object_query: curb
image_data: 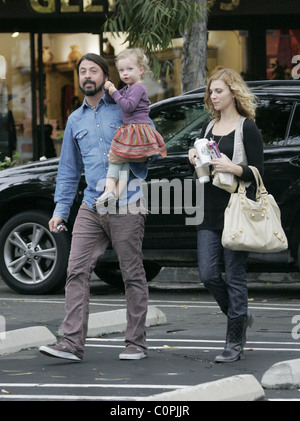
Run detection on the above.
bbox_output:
[140,374,265,401]
[0,326,56,356]
[0,307,166,356]
[87,305,167,337]
[58,305,167,337]
[261,358,300,389]
[153,266,300,285]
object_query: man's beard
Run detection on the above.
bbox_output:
[80,78,106,96]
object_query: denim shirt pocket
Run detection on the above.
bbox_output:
[75,129,90,156]
[109,121,120,135]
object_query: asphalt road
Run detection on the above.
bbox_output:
[0,274,300,404]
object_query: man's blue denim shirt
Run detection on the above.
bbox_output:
[53,94,150,221]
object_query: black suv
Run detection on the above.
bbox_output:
[0,80,300,294]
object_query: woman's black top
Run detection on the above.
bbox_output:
[197,118,264,231]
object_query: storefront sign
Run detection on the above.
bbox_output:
[0,0,108,17]
[0,0,108,32]
[29,0,106,14]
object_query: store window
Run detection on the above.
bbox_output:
[266,29,300,79]
[35,33,102,158]
[0,33,32,163]
[37,33,184,157]
[1,31,202,163]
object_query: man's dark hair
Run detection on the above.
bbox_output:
[77,53,109,77]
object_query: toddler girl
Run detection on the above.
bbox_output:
[94,48,166,210]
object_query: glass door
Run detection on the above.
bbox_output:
[0,33,33,163]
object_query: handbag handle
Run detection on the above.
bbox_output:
[237,166,266,201]
[248,166,267,200]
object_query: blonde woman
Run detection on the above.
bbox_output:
[94,48,166,210]
[189,68,264,363]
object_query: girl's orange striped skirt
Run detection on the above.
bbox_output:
[110,123,167,159]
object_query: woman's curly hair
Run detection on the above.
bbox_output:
[204,68,257,121]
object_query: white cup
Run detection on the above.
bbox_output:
[194,138,211,183]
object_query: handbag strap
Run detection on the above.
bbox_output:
[236,166,266,201]
[204,117,247,166]
[248,166,267,200]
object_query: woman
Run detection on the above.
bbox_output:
[189,68,264,363]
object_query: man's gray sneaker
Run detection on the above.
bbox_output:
[119,345,147,360]
[39,343,82,361]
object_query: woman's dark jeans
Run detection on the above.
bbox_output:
[197,229,249,319]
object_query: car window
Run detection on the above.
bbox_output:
[287,103,300,144]
[151,101,209,153]
[255,98,293,146]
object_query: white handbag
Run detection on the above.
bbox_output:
[221,166,288,252]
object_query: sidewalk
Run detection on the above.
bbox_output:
[152,267,300,286]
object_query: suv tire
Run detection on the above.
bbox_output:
[0,210,70,294]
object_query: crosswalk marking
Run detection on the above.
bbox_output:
[87,337,300,345]
[0,382,186,401]
[1,297,300,311]
[0,383,187,389]
[85,337,300,352]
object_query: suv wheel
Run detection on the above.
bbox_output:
[0,211,70,294]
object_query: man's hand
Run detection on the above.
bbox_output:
[49,216,63,232]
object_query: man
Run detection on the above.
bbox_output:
[39,53,149,361]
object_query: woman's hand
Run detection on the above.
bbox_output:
[211,153,243,177]
[188,148,198,166]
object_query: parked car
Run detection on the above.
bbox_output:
[0,80,300,294]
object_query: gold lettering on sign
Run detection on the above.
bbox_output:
[29,0,104,13]
[29,0,55,13]
[61,0,80,12]
[83,0,104,12]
